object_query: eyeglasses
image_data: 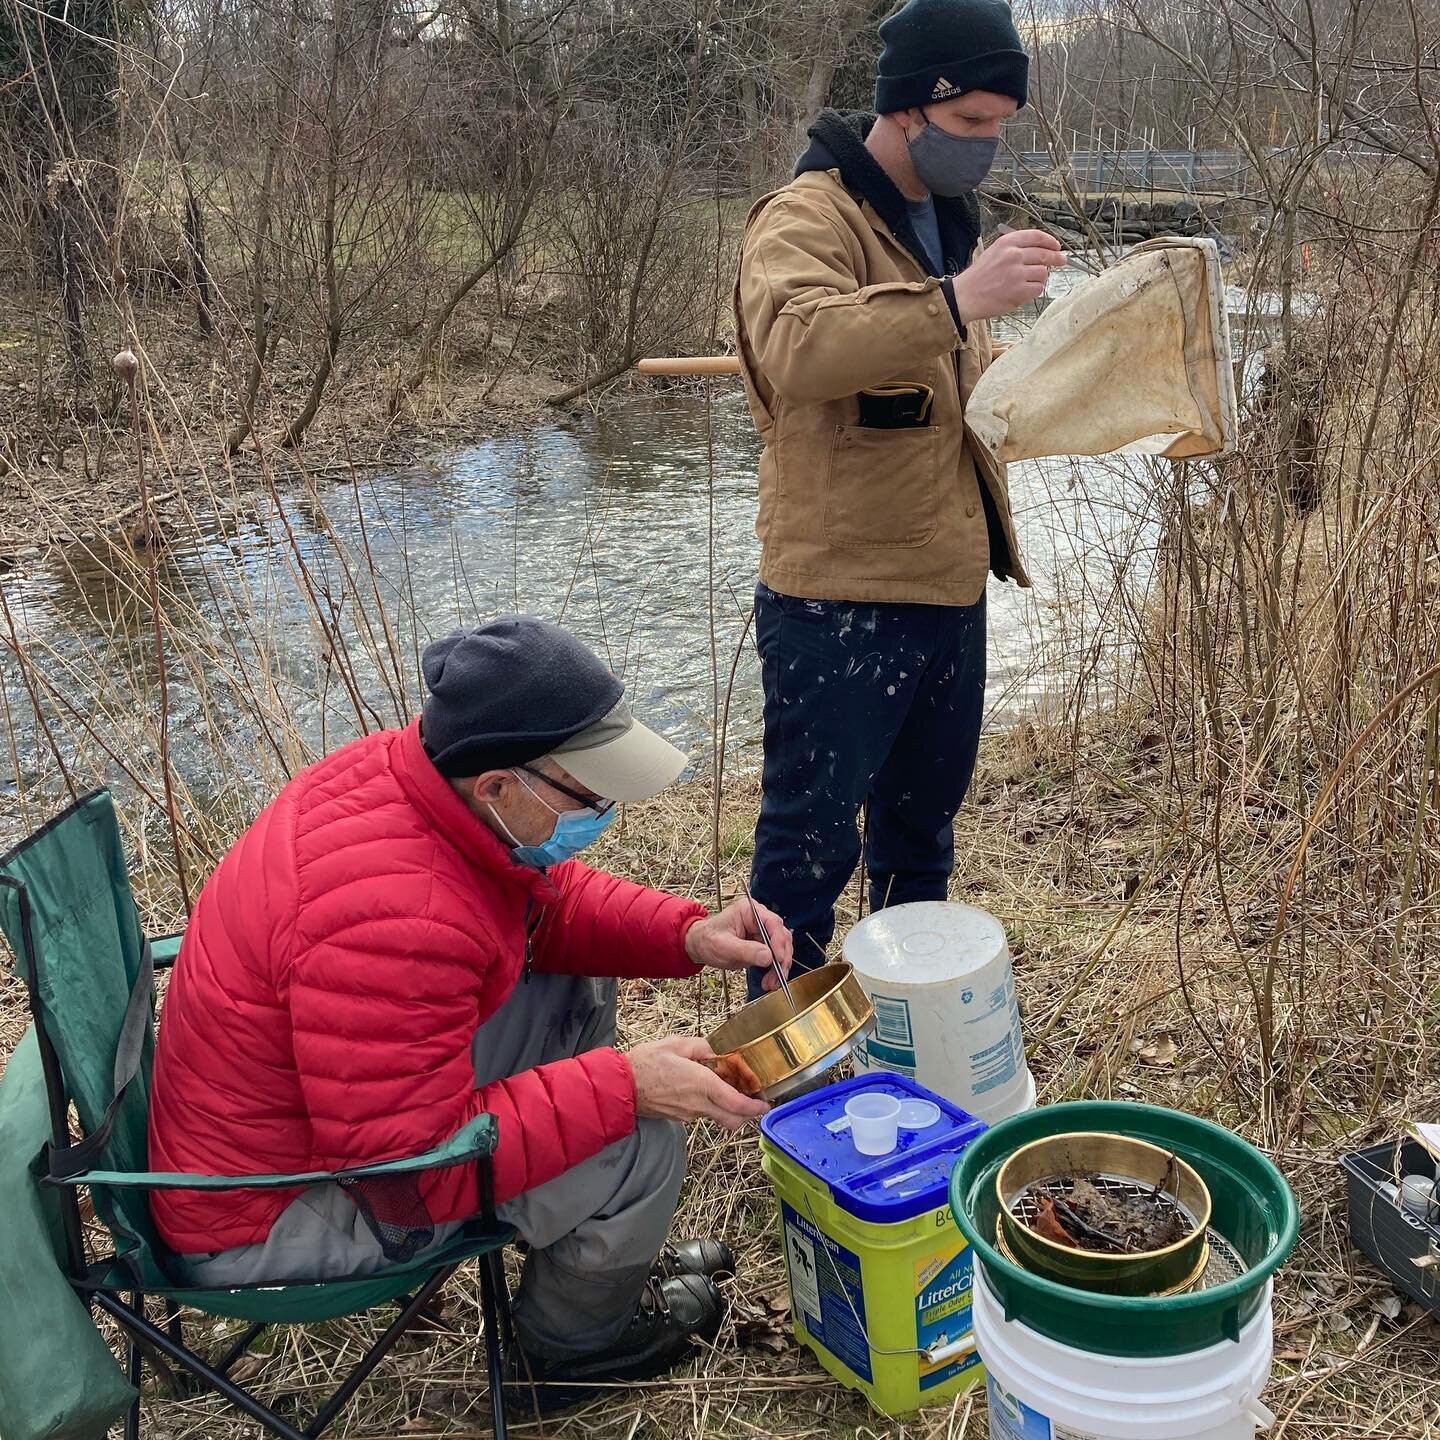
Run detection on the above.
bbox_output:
[517,765,616,816]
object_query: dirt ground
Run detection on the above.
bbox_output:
[2,730,1435,1440]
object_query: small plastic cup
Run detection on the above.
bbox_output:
[845,1092,901,1156]
[1400,1174,1438,1220]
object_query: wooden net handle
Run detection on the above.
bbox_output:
[635,356,742,376]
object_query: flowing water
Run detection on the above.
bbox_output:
[4,258,1252,804]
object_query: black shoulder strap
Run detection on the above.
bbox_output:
[46,939,154,1180]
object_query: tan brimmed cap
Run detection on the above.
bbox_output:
[550,699,687,803]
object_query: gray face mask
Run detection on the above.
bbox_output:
[907,113,999,196]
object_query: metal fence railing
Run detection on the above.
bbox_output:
[990,145,1381,197]
[990,149,1257,195]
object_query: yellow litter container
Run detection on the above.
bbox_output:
[759,1073,988,1415]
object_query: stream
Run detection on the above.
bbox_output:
[3,259,1257,803]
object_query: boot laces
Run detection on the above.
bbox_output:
[642,1274,672,1320]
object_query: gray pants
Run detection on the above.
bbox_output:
[175,974,686,1360]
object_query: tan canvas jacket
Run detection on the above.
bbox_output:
[734,164,1030,606]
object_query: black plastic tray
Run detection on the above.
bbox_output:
[1340,1138,1440,1314]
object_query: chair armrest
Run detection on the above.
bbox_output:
[50,1113,498,1191]
[149,933,184,970]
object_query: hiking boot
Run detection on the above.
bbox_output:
[508,1273,724,1414]
[654,1237,736,1281]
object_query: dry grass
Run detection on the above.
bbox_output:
[0,279,565,556]
[3,741,1433,1440]
[5,136,1440,1440]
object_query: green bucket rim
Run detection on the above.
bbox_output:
[948,1101,1300,1322]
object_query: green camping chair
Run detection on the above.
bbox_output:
[0,790,517,1440]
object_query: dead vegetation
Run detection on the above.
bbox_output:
[1024,1175,1191,1254]
[5,224,1440,1432]
[5,0,1440,1433]
[7,756,1417,1440]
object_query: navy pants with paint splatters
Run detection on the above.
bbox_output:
[747,581,986,1000]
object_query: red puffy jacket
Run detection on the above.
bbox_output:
[148,719,705,1255]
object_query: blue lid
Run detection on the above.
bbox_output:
[760,1072,986,1224]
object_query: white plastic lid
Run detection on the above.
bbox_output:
[842,901,1008,985]
[897,1098,941,1130]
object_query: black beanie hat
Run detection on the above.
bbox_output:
[874,0,1029,114]
[420,615,624,778]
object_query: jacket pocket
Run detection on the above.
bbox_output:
[823,424,941,549]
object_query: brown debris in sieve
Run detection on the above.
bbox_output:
[1023,1171,1193,1253]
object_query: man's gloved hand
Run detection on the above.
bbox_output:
[684,897,794,992]
[628,1035,769,1130]
[951,228,1067,322]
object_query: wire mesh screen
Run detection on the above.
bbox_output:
[1006,1172,1248,1293]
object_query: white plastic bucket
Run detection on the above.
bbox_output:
[973,1264,1277,1440]
[843,902,1035,1123]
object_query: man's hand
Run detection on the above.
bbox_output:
[951,229,1067,323]
[685,897,795,992]
[629,1035,769,1130]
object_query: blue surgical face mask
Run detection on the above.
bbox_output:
[489,771,616,869]
[907,112,999,197]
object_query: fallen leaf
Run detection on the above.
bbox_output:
[747,1332,791,1355]
[733,1287,795,1352]
[1139,1035,1179,1067]
[1324,1311,1353,1334]
[1372,1293,1403,1321]
[228,1354,265,1384]
[1030,1195,1083,1249]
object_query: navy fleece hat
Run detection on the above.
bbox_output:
[875,0,1029,114]
[420,615,688,799]
[420,615,623,778]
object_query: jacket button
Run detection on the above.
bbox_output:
[966,504,978,518]
[927,302,940,316]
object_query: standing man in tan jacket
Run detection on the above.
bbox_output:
[734,0,1065,998]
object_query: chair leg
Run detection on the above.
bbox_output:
[302,1267,454,1439]
[214,1321,269,1376]
[125,1292,144,1440]
[479,1253,510,1440]
[156,1305,206,1397]
[489,1251,514,1351]
[92,1292,309,1440]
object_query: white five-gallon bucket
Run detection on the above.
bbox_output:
[973,1265,1277,1440]
[843,902,1035,1123]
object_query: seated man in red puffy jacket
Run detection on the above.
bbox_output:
[148,614,793,1404]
